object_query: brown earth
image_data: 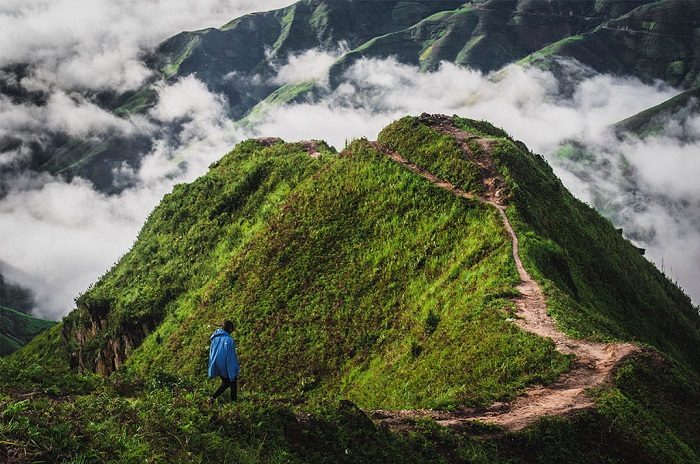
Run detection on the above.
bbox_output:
[363,114,644,432]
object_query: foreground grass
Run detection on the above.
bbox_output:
[2,352,699,463]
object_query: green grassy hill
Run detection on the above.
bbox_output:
[2,115,700,462]
[0,306,56,357]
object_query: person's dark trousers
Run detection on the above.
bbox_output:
[211,376,238,401]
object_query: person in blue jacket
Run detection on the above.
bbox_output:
[207,320,240,403]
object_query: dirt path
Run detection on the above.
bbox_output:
[365,115,642,432]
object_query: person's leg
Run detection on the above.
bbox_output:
[230,377,238,401]
[211,377,232,400]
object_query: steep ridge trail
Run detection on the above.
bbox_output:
[366,115,643,432]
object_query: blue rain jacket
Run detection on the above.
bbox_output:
[208,328,240,380]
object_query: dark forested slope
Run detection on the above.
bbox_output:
[0,306,56,357]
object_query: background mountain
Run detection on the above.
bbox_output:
[3,0,698,192]
[0,267,56,356]
[0,305,56,357]
[3,115,699,462]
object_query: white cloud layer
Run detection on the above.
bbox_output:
[256,58,676,153]
[0,0,292,318]
[0,0,295,91]
[270,43,350,87]
[0,79,246,319]
[0,176,156,319]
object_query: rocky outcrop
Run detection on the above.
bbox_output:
[63,301,158,376]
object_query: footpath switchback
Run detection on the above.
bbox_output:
[368,114,643,432]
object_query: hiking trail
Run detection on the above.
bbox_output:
[364,114,643,432]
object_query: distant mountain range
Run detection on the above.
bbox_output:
[2,0,699,193]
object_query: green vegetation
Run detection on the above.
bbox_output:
[594,354,700,463]
[378,116,484,195]
[63,138,332,374]
[2,352,700,462]
[4,115,700,462]
[0,306,56,357]
[52,129,568,410]
[242,80,322,128]
[376,114,700,371]
[518,35,585,68]
[472,119,700,369]
[613,86,700,140]
[159,33,202,79]
[113,87,158,117]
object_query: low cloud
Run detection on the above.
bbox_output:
[0,176,158,320]
[0,89,150,140]
[625,136,700,200]
[556,126,700,303]
[42,91,150,138]
[0,0,295,92]
[1,1,295,319]
[0,75,246,320]
[270,43,350,87]
[151,77,229,123]
[150,76,234,149]
[255,58,676,152]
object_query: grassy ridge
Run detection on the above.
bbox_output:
[57,139,331,374]
[4,114,700,462]
[466,119,700,369]
[377,115,700,370]
[125,136,569,410]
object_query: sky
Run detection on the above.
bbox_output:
[1,0,699,320]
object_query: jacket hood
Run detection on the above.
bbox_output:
[210,328,231,340]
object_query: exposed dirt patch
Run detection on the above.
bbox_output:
[366,115,644,432]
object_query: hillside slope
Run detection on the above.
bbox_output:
[0,305,56,357]
[16,114,700,395]
[612,86,700,139]
[365,117,642,432]
[4,114,700,462]
[523,0,700,88]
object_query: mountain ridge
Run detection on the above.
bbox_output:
[3,113,700,461]
[14,113,699,392]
